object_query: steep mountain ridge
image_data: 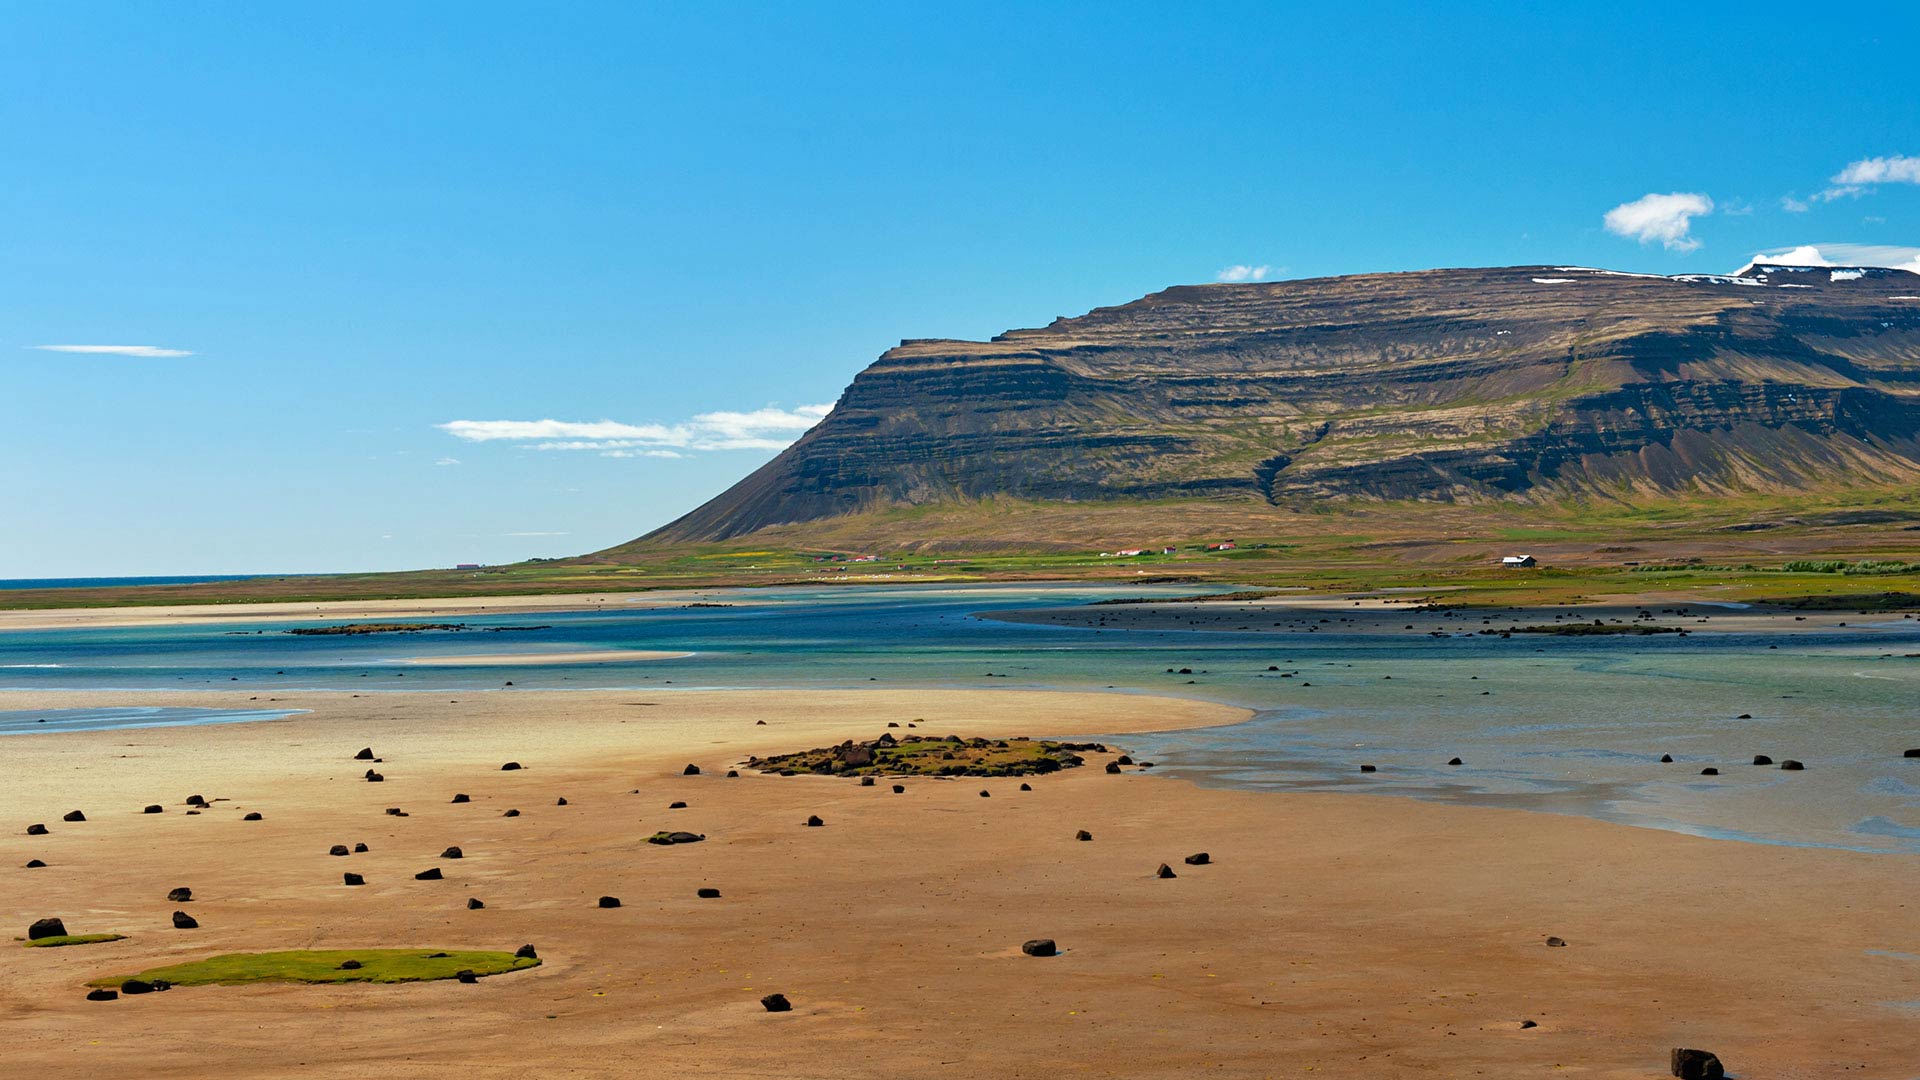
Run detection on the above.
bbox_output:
[644,264,1920,543]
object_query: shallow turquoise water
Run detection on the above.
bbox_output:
[2,583,1916,852]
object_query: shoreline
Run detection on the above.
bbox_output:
[3,687,1916,1077]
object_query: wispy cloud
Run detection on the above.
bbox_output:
[439,403,832,457]
[434,457,461,466]
[1741,242,1920,274]
[1789,154,1920,208]
[30,344,193,358]
[1215,264,1272,282]
[1602,192,1713,252]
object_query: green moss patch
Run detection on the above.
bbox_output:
[87,949,538,987]
[749,735,1096,777]
[23,934,125,948]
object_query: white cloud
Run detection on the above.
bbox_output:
[1741,242,1920,275]
[439,403,833,458]
[1215,264,1271,282]
[1832,155,1920,187]
[434,457,461,466]
[30,344,193,358]
[1603,192,1714,251]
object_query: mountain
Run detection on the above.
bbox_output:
[642,264,1920,544]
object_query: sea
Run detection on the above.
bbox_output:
[2,582,1916,854]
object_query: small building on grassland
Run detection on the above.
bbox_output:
[1501,555,1537,568]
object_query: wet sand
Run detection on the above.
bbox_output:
[393,650,692,666]
[4,687,1918,1079]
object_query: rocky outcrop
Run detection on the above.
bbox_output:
[635,265,1920,543]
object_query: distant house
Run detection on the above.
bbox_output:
[456,563,483,570]
[1501,555,1537,568]
[1162,546,1177,555]
[1207,541,1237,551]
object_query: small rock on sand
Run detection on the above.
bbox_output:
[859,777,874,787]
[62,810,86,822]
[1184,853,1210,865]
[186,795,207,807]
[415,868,443,880]
[86,989,118,1002]
[441,846,463,859]
[1104,762,1121,774]
[1780,759,1805,770]
[1670,1048,1724,1079]
[353,842,369,853]
[26,823,48,835]
[1752,755,1773,765]
[501,762,523,771]
[1660,754,1674,763]
[697,887,721,898]
[1076,830,1092,841]
[760,993,791,1012]
[343,873,365,886]
[1021,938,1057,957]
[503,809,520,817]
[167,887,192,902]
[330,844,351,856]
[25,859,46,868]
[467,898,485,909]
[979,790,991,798]
[355,748,375,760]
[1155,864,1177,879]
[598,895,621,908]
[243,812,263,821]
[1359,764,1377,773]
[143,805,163,814]
[451,794,470,803]
[683,764,701,775]
[28,917,68,940]
[669,801,687,809]
[1447,757,1463,766]
[556,797,568,805]
[365,771,385,783]
[805,815,824,827]
[892,785,905,794]
[1545,936,1566,947]
[1019,783,1032,791]
[172,911,198,929]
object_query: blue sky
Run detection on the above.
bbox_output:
[4,4,1918,576]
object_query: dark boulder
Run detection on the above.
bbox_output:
[1155,863,1177,879]
[1076,830,1092,841]
[172,911,198,929]
[26,823,47,835]
[1021,938,1057,957]
[62,810,86,822]
[597,895,621,908]
[1780,759,1805,770]
[979,790,991,798]
[1660,754,1674,763]
[725,770,739,778]
[1019,783,1032,791]
[503,809,520,817]
[28,917,68,940]
[451,793,470,803]
[440,846,463,859]
[697,887,721,899]
[343,873,365,885]
[1183,853,1210,865]
[1447,757,1463,766]
[515,944,537,959]
[121,979,156,995]
[330,844,351,856]
[186,795,207,807]
[760,993,791,1012]
[1116,755,1134,765]
[683,764,701,775]
[167,887,192,903]
[1545,936,1566,947]
[805,815,824,827]
[353,842,368,852]
[456,969,479,983]
[243,812,263,821]
[1905,748,1920,758]
[143,804,163,814]
[1359,764,1377,773]
[86,988,118,1001]
[467,898,485,909]
[339,960,362,969]
[1700,768,1719,776]
[669,801,687,809]
[25,859,46,868]
[892,785,905,794]
[355,747,375,760]
[365,771,384,783]
[415,867,443,880]
[501,762,522,771]
[859,777,874,787]
[1752,755,1773,766]
[385,807,405,816]
[1104,762,1121,774]
[556,797,568,805]
[1670,1048,1724,1079]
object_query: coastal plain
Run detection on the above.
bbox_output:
[5,684,1918,1078]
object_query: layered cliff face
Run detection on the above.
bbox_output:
[646,264,1920,542]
